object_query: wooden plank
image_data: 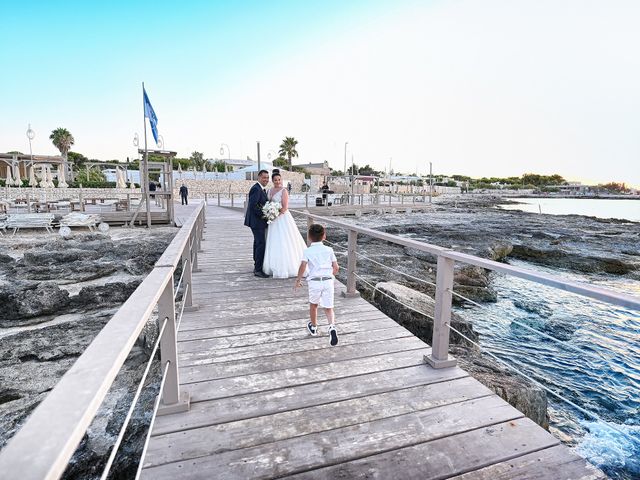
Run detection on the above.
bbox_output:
[448,444,607,480]
[152,365,467,435]
[140,395,523,479]
[143,376,491,468]
[282,418,561,480]
[178,310,389,341]
[178,326,415,366]
[184,348,428,402]
[178,317,402,352]
[179,336,426,382]
[178,303,382,331]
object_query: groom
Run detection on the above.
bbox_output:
[244,169,270,278]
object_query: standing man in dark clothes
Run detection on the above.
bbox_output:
[179,184,188,205]
[244,170,270,278]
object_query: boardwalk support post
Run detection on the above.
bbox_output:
[182,236,199,312]
[157,279,190,415]
[425,255,457,368]
[342,229,360,298]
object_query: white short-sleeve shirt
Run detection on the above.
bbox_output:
[302,242,337,278]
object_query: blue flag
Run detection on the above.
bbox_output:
[143,87,159,145]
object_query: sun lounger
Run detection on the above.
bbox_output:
[59,212,102,231]
[6,213,55,235]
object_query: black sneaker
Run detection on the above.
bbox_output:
[307,322,318,336]
[329,325,338,346]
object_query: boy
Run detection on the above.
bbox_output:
[294,224,340,346]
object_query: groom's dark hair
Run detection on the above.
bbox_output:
[308,224,325,242]
[258,169,269,176]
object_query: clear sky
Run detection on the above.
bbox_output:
[1,0,639,186]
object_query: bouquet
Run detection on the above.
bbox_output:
[262,201,282,224]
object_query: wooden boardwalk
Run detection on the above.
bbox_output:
[141,205,605,479]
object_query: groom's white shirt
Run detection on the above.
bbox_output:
[303,242,337,278]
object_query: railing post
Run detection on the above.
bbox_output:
[401,194,404,205]
[204,192,208,205]
[157,279,190,415]
[388,193,392,206]
[425,255,457,368]
[305,193,308,208]
[217,192,221,206]
[342,229,359,298]
[191,230,201,273]
[231,193,234,207]
[181,238,198,312]
[305,211,313,245]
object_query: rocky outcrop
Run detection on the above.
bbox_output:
[368,281,549,428]
[372,282,478,347]
[0,228,176,479]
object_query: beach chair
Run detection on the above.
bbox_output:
[6,213,55,235]
[59,212,102,231]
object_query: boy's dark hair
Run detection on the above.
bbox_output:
[258,169,269,176]
[308,224,325,242]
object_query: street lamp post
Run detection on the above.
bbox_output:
[220,143,230,174]
[429,161,433,204]
[26,124,35,168]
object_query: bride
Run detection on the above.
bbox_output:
[263,171,308,278]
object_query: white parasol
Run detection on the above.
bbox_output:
[58,165,68,188]
[5,165,13,187]
[201,164,207,179]
[28,165,37,187]
[117,168,127,188]
[13,164,22,186]
[178,163,183,179]
[46,166,55,188]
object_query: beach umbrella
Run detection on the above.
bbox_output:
[119,168,127,188]
[58,165,68,188]
[13,164,22,186]
[28,165,37,187]
[201,164,207,179]
[47,166,55,188]
[5,165,13,187]
[178,163,183,179]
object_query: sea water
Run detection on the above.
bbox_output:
[498,197,640,222]
[455,263,640,479]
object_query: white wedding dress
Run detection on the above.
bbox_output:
[263,188,308,278]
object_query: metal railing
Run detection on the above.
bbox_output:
[202,192,438,210]
[292,209,640,369]
[0,203,206,480]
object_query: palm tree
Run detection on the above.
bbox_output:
[50,128,75,180]
[278,137,298,171]
[49,128,75,159]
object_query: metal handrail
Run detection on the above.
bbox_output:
[292,209,640,312]
[0,203,206,480]
[292,208,640,369]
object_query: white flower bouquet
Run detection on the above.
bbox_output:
[262,201,282,224]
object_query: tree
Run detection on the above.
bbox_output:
[273,156,288,168]
[211,160,227,172]
[67,151,89,169]
[189,151,205,170]
[278,137,298,171]
[49,128,75,160]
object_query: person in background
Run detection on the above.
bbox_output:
[179,183,189,205]
[287,181,292,193]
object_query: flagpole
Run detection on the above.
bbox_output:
[142,82,151,228]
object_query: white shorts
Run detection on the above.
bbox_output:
[308,279,335,308]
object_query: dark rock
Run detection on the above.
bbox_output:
[451,346,549,429]
[0,282,71,327]
[71,281,141,309]
[371,282,479,348]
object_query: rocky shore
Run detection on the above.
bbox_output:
[0,228,176,479]
[324,195,639,429]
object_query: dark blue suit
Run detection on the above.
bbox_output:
[244,183,268,273]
